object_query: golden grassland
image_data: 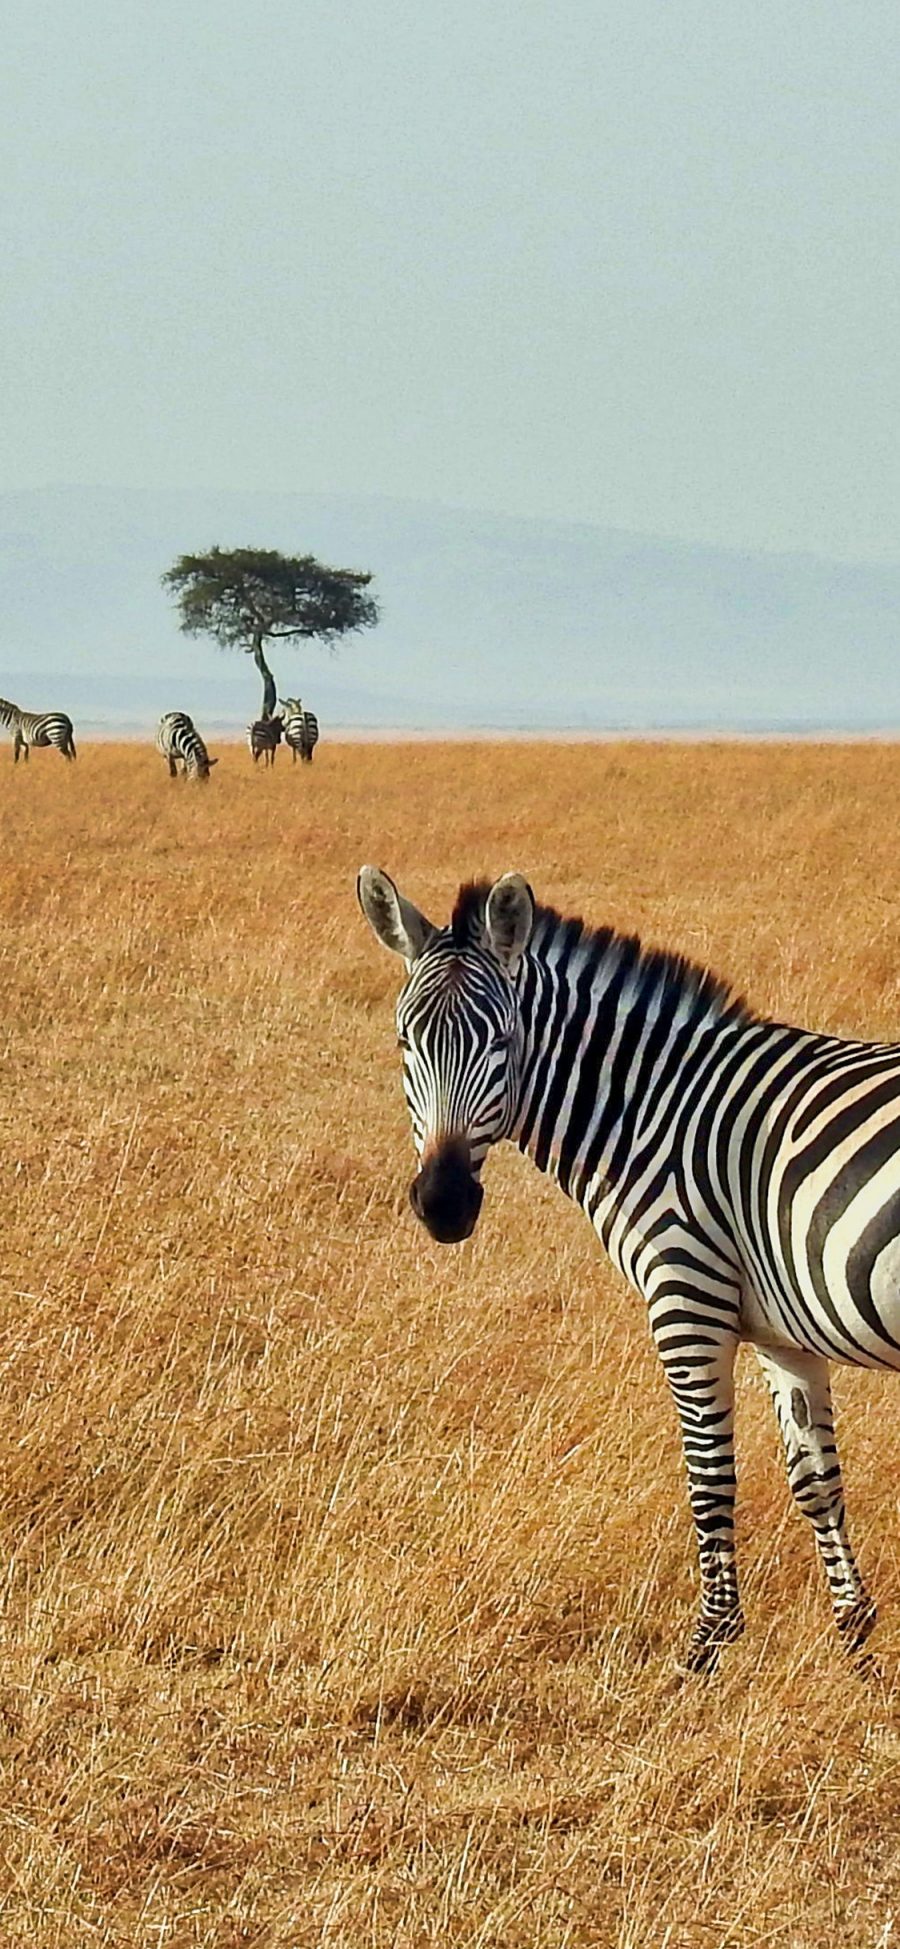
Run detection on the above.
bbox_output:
[3,738,900,1947]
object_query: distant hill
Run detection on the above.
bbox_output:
[1,486,898,733]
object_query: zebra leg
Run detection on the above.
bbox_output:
[167,756,177,778]
[653,1315,743,1673]
[754,1344,875,1653]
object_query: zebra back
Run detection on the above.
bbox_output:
[282,703,319,763]
[247,717,283,765]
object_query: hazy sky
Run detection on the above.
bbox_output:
[3,1,898,561]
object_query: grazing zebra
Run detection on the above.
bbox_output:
[247,717,283,766]
[0,697,76,762]
[156,711,217,781]
[279,697,319,764]
[358,867,900,1673]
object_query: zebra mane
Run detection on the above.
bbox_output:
[450,881,495,946]
[449,879,751,1022]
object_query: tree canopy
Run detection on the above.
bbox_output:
[162,546,379,716]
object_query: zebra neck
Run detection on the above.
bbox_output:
[509,930,740,1211]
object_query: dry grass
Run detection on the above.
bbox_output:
[2,737,900,1946]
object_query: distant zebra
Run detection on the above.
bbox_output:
[248,717,283,766]
[0,697,76,763]
[280,698,319,764]
[156,711,217,781]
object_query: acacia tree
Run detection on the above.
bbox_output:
[162,546,379,718]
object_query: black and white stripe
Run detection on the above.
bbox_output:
[247,717,283,766]
[279,698,319,764]
[0,697,76,762]
[359,868,900,1671]
[156,711,216,781]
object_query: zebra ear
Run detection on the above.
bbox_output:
[357,866,436,966]
[485,873,535,972]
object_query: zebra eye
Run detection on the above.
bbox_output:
[491,1029,514,1052]
[397,1031,411,1052]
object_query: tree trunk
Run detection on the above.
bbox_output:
[251,634,277,718]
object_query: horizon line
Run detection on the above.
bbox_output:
[52,725,900,748]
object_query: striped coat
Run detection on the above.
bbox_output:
[280,698,319,764]
[247,718,283,766]
[156,712,217,781]
[0,697,76,762]
[359,867,900,1673]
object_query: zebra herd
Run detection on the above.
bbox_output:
[248,699,320,768]
[0,695,320,777]
[160,698,320,779]
[360,865,900,1673]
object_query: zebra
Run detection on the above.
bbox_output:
[0,697,76,763]
[156,711,217,781]
[247,717,283,766]
[279,697,319,764]
[358,866,900,1674]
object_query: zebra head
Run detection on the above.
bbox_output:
[358,868,535,1243]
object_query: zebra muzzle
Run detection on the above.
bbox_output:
[409,1139,484,1244]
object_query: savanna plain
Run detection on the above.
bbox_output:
[4,738,900,1949]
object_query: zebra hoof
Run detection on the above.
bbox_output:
[679,1609,746,1677]
[850,1649,885,1690]
[836,1597,877,1656]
